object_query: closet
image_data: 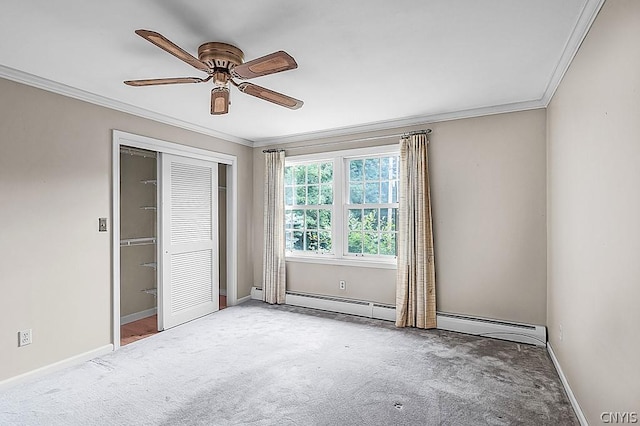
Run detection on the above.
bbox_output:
[119,147,158,344]
[118,144,226,345]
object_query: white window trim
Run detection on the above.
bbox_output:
[284,144,399,269]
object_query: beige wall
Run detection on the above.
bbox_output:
[254,109,547,324]
[0,77,253,382]
[547,0,640,422]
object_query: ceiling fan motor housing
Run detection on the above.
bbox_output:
[198,42,244,70]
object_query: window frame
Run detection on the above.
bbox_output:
[284,144,399,269]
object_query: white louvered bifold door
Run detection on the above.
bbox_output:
[160,154,218,330]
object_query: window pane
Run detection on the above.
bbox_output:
[379,233,396,256]
[296,187,306,205]
[348,231,363,253]
[294,165,306,185]
[285,231,293,250]
[284,166,293,185]
[379,208,397,231]
[285,186,294,206]
[292,210,304,229]
[363,232,379,255]
[390,180,398,203]
[380,157,391,180]
[307,185,319,205]
[364,158,380,180]
[307,164,319,184]
[285,211,293,229]
[319,231,332,251]
[380,182,390,203]
[363,208,379,231]
[349,160,363,182]
[305,231,318,251]
[349,184,364,204]
[305,209,318,229]
[320,185,333,204]
[389,156,399,180]
[319,209,331,230]
[364,182,380,203]
[320,162,333,183]
[348,209,363,230]
[293,231,304,250]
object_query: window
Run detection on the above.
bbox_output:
[284,145,399,267]
[346,156,399,256]
[284,162,334,253]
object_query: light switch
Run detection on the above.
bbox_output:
[99,218,108,232]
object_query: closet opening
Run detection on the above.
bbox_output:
[119,146,159,346]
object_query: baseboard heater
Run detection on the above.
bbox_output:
[251,287,546,346]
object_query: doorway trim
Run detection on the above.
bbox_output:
[112,130,238,350]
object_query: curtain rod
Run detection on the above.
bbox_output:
[401,129,432,138]
[262,129,431,153]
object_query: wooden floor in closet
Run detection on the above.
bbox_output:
[121,295,227,346]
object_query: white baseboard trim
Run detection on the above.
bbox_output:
[236,294,252,304]
[250,287,545,346]
[0,344,113,391]
[436,312,546,346]
[547,343,588,426]
[252,287,393,319]
[121,307,157,325]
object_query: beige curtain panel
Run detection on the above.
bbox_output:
[396,133,437,329]
[262,151,286,304]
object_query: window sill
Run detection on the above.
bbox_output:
[285,255,397,270]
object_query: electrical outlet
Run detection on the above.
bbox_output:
[339,280,346,290]
[98,217,108,232]
[18,329,32,347]
[559,325,563,341]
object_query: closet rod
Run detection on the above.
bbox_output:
[120,237,156,247]
[262,129,431,153]
[120,147,157,159]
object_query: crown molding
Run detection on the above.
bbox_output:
[253,99,545,147]
[0,65,253,147]
[541,0,606,106]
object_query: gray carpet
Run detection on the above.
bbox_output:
[0,301,577,425]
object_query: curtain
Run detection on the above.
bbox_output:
[263,151,286,304]
[396,133,436,329]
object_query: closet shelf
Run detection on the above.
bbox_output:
[120,237,156,247]
[141,262,157,269]
[140,206,157,210]
[140,179,157,185]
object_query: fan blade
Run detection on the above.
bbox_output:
[231,51,297,80]
[124,77,209,86]
[237,82,303,110]
[211,87,230,115]
[135,29,210,72]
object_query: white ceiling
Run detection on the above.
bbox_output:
[0,0,602,146]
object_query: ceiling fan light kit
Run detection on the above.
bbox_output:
[124,30,303,115]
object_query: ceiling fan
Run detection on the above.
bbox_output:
[124,29,303,115]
